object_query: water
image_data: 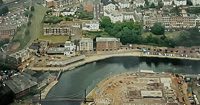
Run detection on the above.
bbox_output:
[43,56,200,105]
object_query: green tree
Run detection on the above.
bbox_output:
[170,6,181,16]
[186,7,200,14]
[30,6,34,11]
[187,0,193,5]
[0,6,9,16]
[0,0,3,5]
[27,20,31,26]
[157,1,164,9]
[145,0,149,7]
[150,3,156,8]
[151,22,165,35]
[100,16,113,28]
[25,29,30,35]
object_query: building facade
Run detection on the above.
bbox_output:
[10,49,30,64]
[44,26,71,35]
[96,37,121,51]
[103,3,116,12]
[79,38,93,51]
[135,0,145,7]
[174,0,187,6]
[143,10,198,29]
[82,20,100,31]
[192,0,200,5]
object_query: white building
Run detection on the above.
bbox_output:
[103,3,116,12]
[47,41,76,56]
[148,0,158,6]
[135,0,145,7]
[104,10,123,23]
[192,0,200,5]
[64,41,76,56]
[82,20,100,31]
[122,12,135,21]
[163,0,173,6]
[79,38,93,51]
[10,49,30,63]
[118,0,130,9]
[174,0,187,6]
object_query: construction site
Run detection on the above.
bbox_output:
[87,71,188,105]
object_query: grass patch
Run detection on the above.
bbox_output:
[11,4,48,50]
[27,4,48,46]
[38,35,69,43]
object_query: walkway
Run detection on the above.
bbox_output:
[41,81,58,99]
[29,51,200,71]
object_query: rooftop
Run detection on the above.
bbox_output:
[47,47,70,54]
[96,37,120,42]
[5,73,37,94]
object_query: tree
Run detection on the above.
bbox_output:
[145,0,149,7]
[30,6,34,11]
[0,6,9,16]
[187,0,193,6]
[100,16,113,29]
[157,1,164,9]
[170,6,181,16]
[25,29,30,35]
[27,20,31,26]
[0,0,3,5]
[151,22,165,35]
[150,3,156,8]
[186,7,200,14]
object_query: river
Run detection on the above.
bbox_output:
[43,56,200,105]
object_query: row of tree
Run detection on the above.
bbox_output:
[100,16,174,46]
[100,16,200,47]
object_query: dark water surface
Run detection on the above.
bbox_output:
[43,56,200,105]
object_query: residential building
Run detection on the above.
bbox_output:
[5,73,38,99]
[45,0,80,8]
[79,38,93,51]
[192,0,200,5]
[10,49,30,64]
[118,0,130,9]
[135,0,145,7]
[148,0,158,6]
[82,20,100,31]
[96,37,121,51]
[163,0,173,6]
[61,7,77,16]
[104,10,123,23]
[64,41,76,53]
[0,28,16,40]
[122,12,135,21]
[103,3,116,12]
[104,10,135,23]
[43,25,71,35]
[174,0,187,6]
[143,10,197,29]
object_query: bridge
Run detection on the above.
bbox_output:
[32,89,94,104]
[32,97,94,103]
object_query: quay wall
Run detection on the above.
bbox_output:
[29,51,200,72]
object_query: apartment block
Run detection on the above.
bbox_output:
[96,37,121,51]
